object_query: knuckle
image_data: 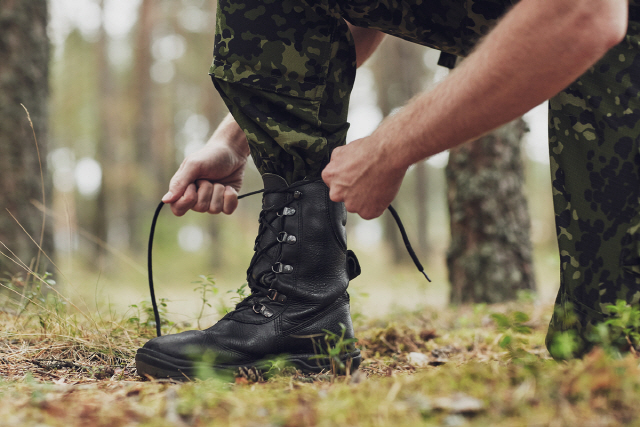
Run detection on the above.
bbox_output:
[184,157,200,169]
[171,205,186,217]
[182,193,196,204]
[193,202,208,213]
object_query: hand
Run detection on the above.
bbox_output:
[322,136,407,220]
[162,140,248,217]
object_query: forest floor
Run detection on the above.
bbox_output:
[2,289,640,427]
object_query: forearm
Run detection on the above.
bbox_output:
[208,113,251,157]
[378,0,628,170]
[347,21,385,67]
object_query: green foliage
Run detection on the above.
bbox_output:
[226,282,247,306]
[603,300,640,349]
[127,297,173,335]
[549,330,580,360]
[549,300,640,360]
[0,271,59,316]
[490,311,532,336]
[262,355,296,379]
[490,311,539,368]
[310,323,358,376]
[193,275,220,329]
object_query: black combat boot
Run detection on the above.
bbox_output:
[135,174,361,379]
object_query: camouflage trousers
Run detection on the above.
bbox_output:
[210,0,640,357]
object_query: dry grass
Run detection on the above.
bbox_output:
[2,293,640,426]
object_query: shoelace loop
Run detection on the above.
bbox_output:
[147,181,430,337]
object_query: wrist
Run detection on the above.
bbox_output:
[209,114,251,158]
[371,119,414,174]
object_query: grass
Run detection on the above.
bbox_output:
[3,285,640,427]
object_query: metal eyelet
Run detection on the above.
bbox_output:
[268,289,287,303]
[278,207,296,217]
[277,232,297,244]
[272,262,293,274]
[253,303,274,318]
[293,191,302,199]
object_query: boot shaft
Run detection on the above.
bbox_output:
[245,174,351,327]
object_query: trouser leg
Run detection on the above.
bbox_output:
[545,9,640,357]
[210,1,355,183]
[209,0,514,183]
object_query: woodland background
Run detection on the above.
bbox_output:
[1,0,559,323]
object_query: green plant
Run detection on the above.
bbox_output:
[1,271,57,316]
[310,323,358,376]
[585,300,640,356]
[549,330,580,360]
[226,282,248,306]
[549,300,640,360]
[490,311,537,363]
[193,275,220,329]
[128,298,173,334]
[603,300,640,348]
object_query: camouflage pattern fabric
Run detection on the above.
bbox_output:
[210,0,640,357]
[210,0,514,183]
[545,4,640,357]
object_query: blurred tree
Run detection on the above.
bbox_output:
[446,118,536,303]
[0,1,54,277]
[94,0,115,263]
[371,38,433,263]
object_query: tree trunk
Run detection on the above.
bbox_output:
[446,118,535,303]
[94,0,114,265]
[371,39,432,263]
[0,1,53,277]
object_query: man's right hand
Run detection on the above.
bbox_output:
[162,114,250,217]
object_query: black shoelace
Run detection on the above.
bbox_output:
[147,182,430,337]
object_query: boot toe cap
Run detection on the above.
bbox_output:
[142,330,209,360]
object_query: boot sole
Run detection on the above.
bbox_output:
[135,347,362,381]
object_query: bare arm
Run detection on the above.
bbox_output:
[323,0,629,219]
[347,22,386,67]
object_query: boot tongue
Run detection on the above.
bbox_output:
[261,173,289,208]
[249,174,290,284]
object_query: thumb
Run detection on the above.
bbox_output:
[163,161,200,203]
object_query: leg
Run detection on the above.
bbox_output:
[546,7,640,357]
[210,0,515,183]
[211,0,355,184]
[136,0,516,379]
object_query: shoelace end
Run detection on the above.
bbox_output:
[421,270,432,283]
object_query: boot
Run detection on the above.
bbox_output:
[135,174,362,379]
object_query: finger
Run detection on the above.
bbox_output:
[329,145,344,159]
[328,185,344,203]
[359,209,378,221]
[208,183,226,214]
[321,167,332,185]
[163,158,201,203]
[171,183,197,216]
[193,180,214,213]
[222,186,238,215]
[222,186,239,214]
